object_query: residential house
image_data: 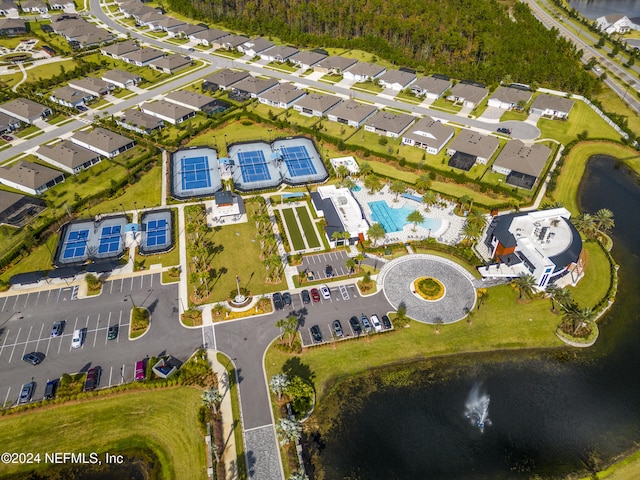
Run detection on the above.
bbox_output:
[0,190,45,227]
[293,92,341,117]
[35,140,102,174]
[213,34,248,50]
[488,86,532,110]
[258,83,306,109]
[311,185,369,247]
[478,207,583,288]
[492,140,551,189]
[401,116,454,154]
[0,112,20,133]
[0,18,25,35]
[164,90,219,112]
[141,100,195,125]
[100,40,139,60]
[343,62,386,82]
[120,47,165,67]
[68,77,114,97]
[152,16,186,36]
[149,54,191,74]
[70,28,114,48]
[0,98,50,123]
[0,1,19,16]
[290,50,327,70]
[136,11,165,29]
[365,110,415,138]
[314,56,358,75]
[447,82,489,108]
[49,0,74,10]
[116,109,164,135]
[202,68,250,91]
[378,69,417,91]
[0,160,64,195]
[189,28,228,46]
[178,23,208,38]
[595,14,636,34]
[101,69,141,89]
[238,37,274,57]
[446,130,500,171]
[410,75,452,99]
[50,86,94,108]
[20,0,48,13]
[230,76,279,98]
[259,45,299,63]
[326,99,377,128]
[529,94,574,119]
[69,127,135,158]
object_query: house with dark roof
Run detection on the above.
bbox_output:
[48,0,73,10]
[447,82,489,108]
[310,185,369,247]
[478,207,583,289]
[0,18,26,35]
[0,1,19,16]
[364,110,415,138]
[410,75,451,99]
[50,86,94,108]
[0,160,65,195]
[71,29,115,48]
[164,90,218,112]
[213,34,249,50]
[136,11,165,29]
[35,140,102,174]
[492,140,551,190]
[149,54,191,74]
[20,0,48,13]
[101,69,141,89]
[230,76,279,98]
[290,50,327,70]
[178,23,207,38]
[258,83,306,109]
[488,86,532,110]
[343,62,386,82]
[0,190,45,227]
[202,68,250,91]
[70,128,135,158]
[293,92,341,117]
[0,98,50,123]
[100,40,139,60]
[327,100,377,128]
[68,77,114,97]
[378,69,417,91]
[141,100,195,125]
[529,94,574,120]
[446,130,499,169]
[0,112,20,133]
[116,109,164,135]
[259,45,299,63]
[189,28,228,46]
[121,47,165,67]
[151,16,186,35]
[238,37,274,57]
[401,116,454,154]
[314,56,358,75]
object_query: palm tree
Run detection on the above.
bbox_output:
[512,273,537,299]
[561,304,595,337]
[476,288,489,309]
[367,223,386,246]
[546,284,573,312]
[202,388,223,415]
[390,180,406,201]
[345,257,356,275]
[421,190,438,210]
[358,161,373,176]
[461,220,481,245]
[364,174,381,193]
[335,165,349,179]
[331,230,344,246]
[354,253,365,272]
[276,418,302,446]
[572,212,597,239]
[458,195,473,213]
[275,315,299,348]
[341,177,355,190]
[269,373,290,401]
[415,173,432,192]
[466,209,486,231]
[407,209,424,232]
[594,208,614,234]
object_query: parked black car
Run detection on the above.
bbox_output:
[497,127,512,134]
[325,265,334,277]
[108,325,118,340]
[18,382,35,404]
[282,292,292,306]
[44,379,58,400]
[51,320,65,337]
[381,315,392,330]
[84,366,102,392]
[301,290,311,304]
[273,292,284,310]
[349,316,362,335]
[22,352,44,365]
[310,325,323,343]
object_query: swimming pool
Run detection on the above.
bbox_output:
[368,200,442,233]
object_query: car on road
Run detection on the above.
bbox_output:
[333,320,344,338]
[310,325,323,343]
[107,325,118,340]
[381,314,392,330]
[1,134,13,142]
[325,265,334,277]
[370,314,383,332]
[349,316,362,335]
[301,289,311,304]
[22,352,44,365]
[72,328,85,349]
[18,382,35,404]
[84,366,102,392]
[44,379,58,400]
[51,320,65,337]
[320,285,331,300]
[273,292,284,310]
[310,288,320,303]
[282,292,292,306]
[360,314,372,333]
[497,127,512,135]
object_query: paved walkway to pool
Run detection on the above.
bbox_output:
[378,254,476,324]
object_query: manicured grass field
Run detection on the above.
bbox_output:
[569,241,612,309]
[282,208,305,250]
[592,87,640,137]
[0,233,58,282]
[500,109,528,122]
[0,388,207,479]
[295,206,321,248]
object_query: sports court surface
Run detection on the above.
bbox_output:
[181,156,212,190]
[98,225,122,254]
[280,145,318,177]
[237,150,272,183]
[140,210,173,254]
[56,216,128,265]
[171,147,222,200]
[62,229,89,260]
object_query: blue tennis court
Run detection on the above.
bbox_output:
[98,225,122,254]
[62,229,89,260]
[281,145,317,177]
[146,219,168,247]
[238,150,272,183]
[181,156,212,190]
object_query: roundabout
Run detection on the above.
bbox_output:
[377,254,477,324]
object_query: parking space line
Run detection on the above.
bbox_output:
[22,293,30,309]
[0,329,9,357]
[11,296,19,311]
[105,312,112,345]
[93,315,100,348]
[108,366,113,387]
[8,327,21,363]
[45,335,52,357]
[70,317,78,351]
[34,323,45,352]
[119,279,124,293]
[121,363,126,384]
[3,388,10,408]
[130,277,134,291]
[46,290,52,304]
[35,291,42,305]
[117,311,122,343]
[149,275,154,288]
[109,281,114,295]
[1,296,8,310]
[140,276,144,289]
[20,325,33,359]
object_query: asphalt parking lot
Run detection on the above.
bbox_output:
[0,273,200,407]
[297,250,380,281]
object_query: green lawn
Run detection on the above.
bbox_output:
[282,208,305,250]
[500,109,528,122]
[351,80,382,93]
[295,206,321,248]
[592,87,640,136]
[0,233,58,282]
[430,97,462,113]
[317,120,358,141]
[320,73,342,84]
[568,240,612,309]
[0,388,207,479]
[266,283,565,400]
[537,100,621,144]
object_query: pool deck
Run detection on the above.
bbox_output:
[351,180,466,245]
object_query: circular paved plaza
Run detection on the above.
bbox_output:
[378,254,477,324]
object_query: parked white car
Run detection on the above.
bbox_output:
[370,314,383,333]
[320,285,331,300]
[71,328,85,349]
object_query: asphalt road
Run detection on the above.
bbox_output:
[0,273,200,406]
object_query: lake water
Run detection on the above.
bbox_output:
[315,155,640,479]
[567,0,640,20]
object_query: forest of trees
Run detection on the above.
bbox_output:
[166,0,597,95]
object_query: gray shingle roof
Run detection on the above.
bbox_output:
[70,127,134,153]
[290,50,327,67]
[449,83,489,104]
[366,110,415,135]
[231,76,279,95]
[294,92,341,113]
[203,68,250,88]
[379,69,417,86]
[530,94,574,115]
[258,83,305,104]
[164,90,215,109]
[316,56,357,72]
[410,76,451,95]
[345,61,386,78]
[141,100,193,120]
[0,160,62,189]
[36,140,100,169]
[328,99,377,123]
[402,116,453,148]
[494,140,551,177]
[490,86,532,106]
[447,130,499,159]
[0,98,48,121]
